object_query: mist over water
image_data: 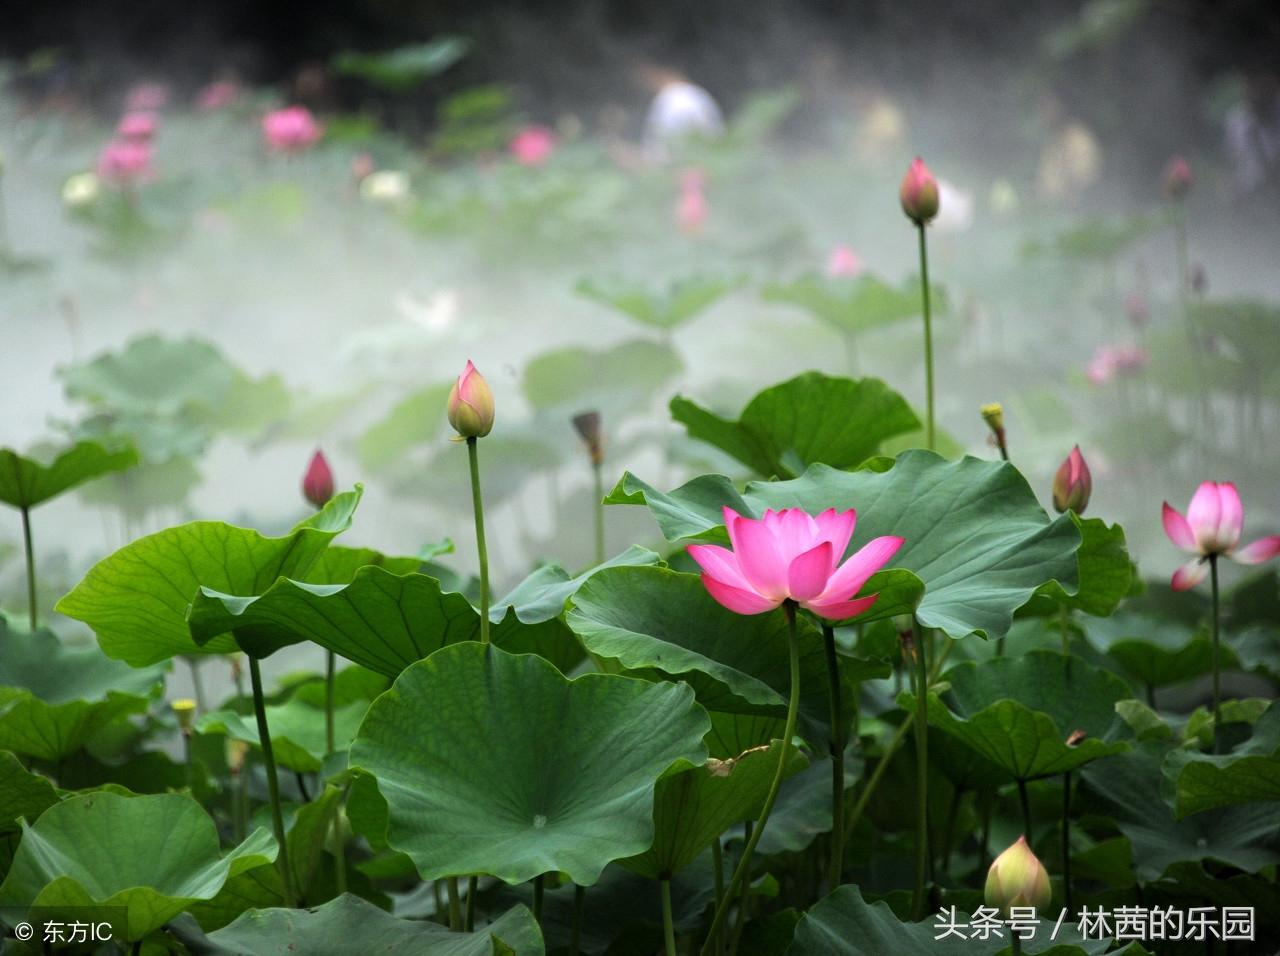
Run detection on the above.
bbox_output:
[2,0,1278,699]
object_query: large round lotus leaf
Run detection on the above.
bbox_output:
[0,751,58,831]
[197,698,369,773]
[0,791,276,941]
[1162,702,1280,817]
[762,273,944,336]
[576,274,743,330]
[0,624,165,761]
[349,643,710,885]
[0,440,138,510]
[1027,516,1133,618]
[521,339,682,415]
[787,884,1112,956]
[914,650,1131,781]
[621,740,806,880]
[1080,742,1280,881]
[1085,613,1226,689]
[56,488,362,665]
[567,566,843,753]
[606,450,1081,642]
[357,383,453,474]
[172,895,543,955]
[670,372,919,479]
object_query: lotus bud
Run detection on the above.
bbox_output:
[1163,155,1192,199]
[302,449,335,509]
[1052,445,1092,515]
[572,410,604,465]
[980,402,1005,436]
[985,835,1052,916]
[226,739,250,775]
[899,157,940,225]
[171,698,197,733]
[447,360,495,439]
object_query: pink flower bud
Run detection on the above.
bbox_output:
[899,157,940,225]
[825,245,864,278]
[1163,155,1192,199]
[447,360,495,439]
[985,836,1052,916]
[262,105,323,153]
[96,139,153,185]
[117,111,158,142]
[510,125,556,166]
[1052,445,1092,514]
[302,449,335,508]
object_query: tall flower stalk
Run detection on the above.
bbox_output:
[687,506,902,954]
[249,658,295,907]
[1163,481,1280,753]
[448,360,496,644]
[821,623,846,891]
[573,411,606,565]
[301,449,337,752]
[910,619,930,920]
[900,157,940,451]
[19,505,36,629]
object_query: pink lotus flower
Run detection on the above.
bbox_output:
[1052,446,1091,514]
[1163,481,1280,590]
[96,139,153,185]
[1163,155,1192,199]
[676,168,707,235]
[899,157,940,225]
[117,111,158,141]
[688,507,903,620]
[125,82,169,112]
[197,80,240,111]
[510,125,556,166]
[302,449,335,509]
[447,360,496,439]
[1085,345,1148,385]
[262,106,323,153]
[826,245,864,278]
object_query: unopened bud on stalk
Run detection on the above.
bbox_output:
[447,360,495,439]
[1052,446,1092,515]
[302,449,335,509]
[981,402,1005,437]
[171,698,196,733]
[226,739,250,775]
[572,410,604,465]
[899,157,940,225]
[985,836,1052,916]
[1163,155,1192,200]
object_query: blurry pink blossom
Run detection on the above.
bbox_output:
[96,139,153,185]
[117,111,158,141]
[197,80,240,111]
[826,245,864,278]
[510,125,556,166]
[125,82,169,112]
[1086,345,1148,385]
[262,106,323,153]
[676,168,707,235]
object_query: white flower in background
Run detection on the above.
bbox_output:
[360,170,410,203]
[394,289,459,333]
[62,172,102,208]
[933,178,974,233]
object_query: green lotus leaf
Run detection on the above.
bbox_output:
[1085,613,1227,689]
[0,440,139,510]
[349,643,709,885]
[1163,703,1280,817]
[0,624,165,761]
[1079,742,1280,880]
[606,450,1081,642]
[0,751,58,830]
[1029,516,1132,617]
[621,740,806,879]
[913,650,1131,781]
[493,544,662,623]
[788,884,1111,955]
[357,383,452,474]
[755,748,863,856]
[56,487,362,665]
[332,37,471,91]
[762,273,944,336]
[303,545,423,584]
[576,274,744,330]
[521,339,682,414]
[0,791,276,941]
[670,372,920,478]
[197,698,368,773]
[567,566,843,752]
[179,895,541,955]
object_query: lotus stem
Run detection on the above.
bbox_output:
[467,437,491,645]
[465,875,476,931]
[532,873,545,923]
[592,461,605,566]
[20,506,36,630]
[728,822,753,956]
[249,658,296,907]
[1011,934,1024,956]
[821,623,846,890]
[910,618,930,921]
[661,878,677,956]
[333,788,348,896]
[188,658,208,715]
[710,839,725,956]
[1210,553,1221,755]
[570,884,585,956]
[447,877,461,930]
[1062,771,1073,917]
[1017,779,1032,837]
[844,711,915,843]
[699,602,801,955]
[916,223,936,451]
[325,649,336,756]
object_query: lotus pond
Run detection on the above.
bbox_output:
[0,33,1279,956]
